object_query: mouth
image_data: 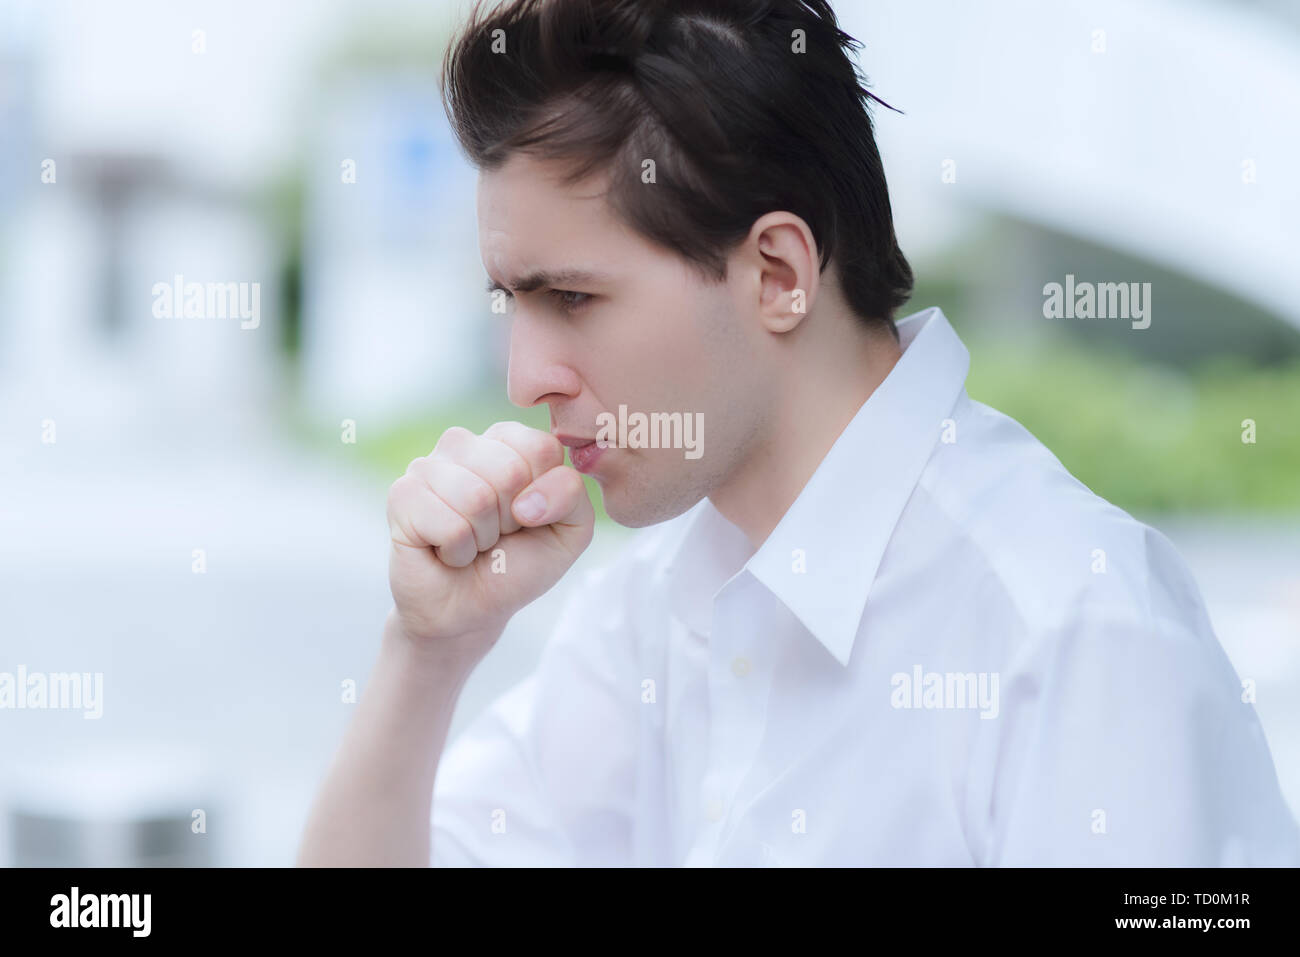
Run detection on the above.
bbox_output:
[553,433,606,474]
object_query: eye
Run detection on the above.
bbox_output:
[547,289,593,313]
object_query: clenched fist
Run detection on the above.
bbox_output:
[386,421,595,653]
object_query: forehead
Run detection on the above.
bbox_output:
[476,153,629,286]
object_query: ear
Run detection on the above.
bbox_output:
[746,212,820,334]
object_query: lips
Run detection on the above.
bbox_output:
[554,434,606,474]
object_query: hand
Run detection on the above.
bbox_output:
[385,421,595,654]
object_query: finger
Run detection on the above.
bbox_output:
[511,465,595,554]
[408,457,500,554]
[482,421,565,484]
[442,434,535,536]
[386,474,478,567]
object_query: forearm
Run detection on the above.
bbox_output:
[297,610,494,866]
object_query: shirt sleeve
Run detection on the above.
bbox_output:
[983,602,1300,866]
[430,561,641,867]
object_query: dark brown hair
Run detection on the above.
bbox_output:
[441,0,913,333]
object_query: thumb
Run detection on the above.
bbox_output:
[510,465,595,546]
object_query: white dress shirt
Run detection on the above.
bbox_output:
[430,305,1300,866]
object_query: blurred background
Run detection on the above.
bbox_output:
[1,0,1297,865]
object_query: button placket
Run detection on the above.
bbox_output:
[698,579,773,861]
[715,580,788,863]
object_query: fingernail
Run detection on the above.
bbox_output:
[514,491,546,522]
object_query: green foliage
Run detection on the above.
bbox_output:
[965,343,1300,512]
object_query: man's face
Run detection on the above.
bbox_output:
[477,152,772,527]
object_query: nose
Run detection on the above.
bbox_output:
[505,310,582,410]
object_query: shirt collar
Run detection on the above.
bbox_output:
[661,306,971,667]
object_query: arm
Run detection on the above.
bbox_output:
[984,607,1300,866]
[428,559,643,867]
[297,422,595,867]
[296,611,492,867]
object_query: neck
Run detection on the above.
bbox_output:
[710,320,903,549]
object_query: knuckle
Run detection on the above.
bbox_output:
[386,483,420,542]
[499,457,532,492]
[434,425,472,453]
[387,474,414,508]
[555,464,583,492]
[541,433,565,462]
[523,432,561,466]
[447,514,476,550]
[464,479,498,518]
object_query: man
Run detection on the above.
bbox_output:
[298,0,1299,866]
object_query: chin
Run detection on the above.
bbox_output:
[598,477,705,529]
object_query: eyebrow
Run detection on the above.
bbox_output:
[484,268,614,294]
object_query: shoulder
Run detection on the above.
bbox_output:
[916,393,1211,640]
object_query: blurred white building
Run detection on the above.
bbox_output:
[299,72,488,426]
[846,0,1300,333]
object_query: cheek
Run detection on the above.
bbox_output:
[652,306,723,389]
[594,278,737,405]
[600,288,706,371]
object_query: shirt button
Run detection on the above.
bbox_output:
[705,799,725,822]
[731,656,751,677]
